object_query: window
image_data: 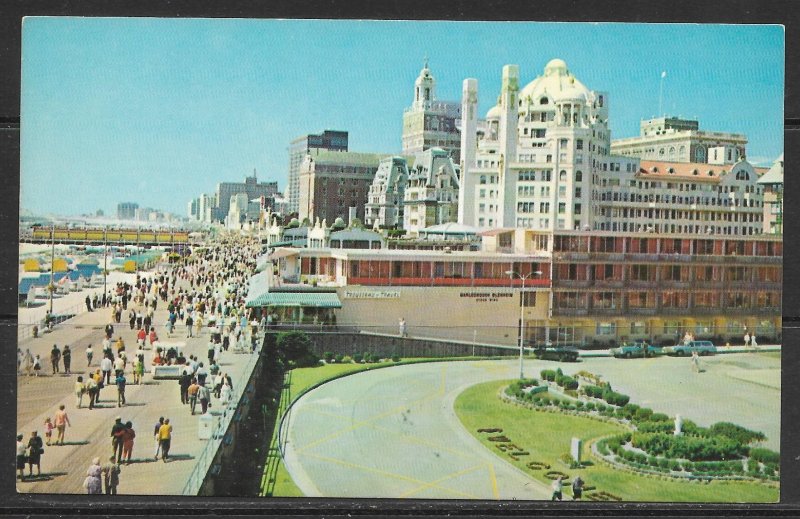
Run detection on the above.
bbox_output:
[575,171,582,182]
[559,170,567,181]
[596,322,616,335]
[576,139,583,150]
[558,202,566,214]
[574,203,582,214]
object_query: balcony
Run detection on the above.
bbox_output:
[551,307,589,317]
[628,307,658,316]
[595,279,625,288]
[553,252,590,261]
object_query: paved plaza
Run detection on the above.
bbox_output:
[16,271,262,496]
[283,353,780,499]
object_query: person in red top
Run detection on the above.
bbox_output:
[121,421,135,464]
[136,328,146,347]
[148,329,158,349]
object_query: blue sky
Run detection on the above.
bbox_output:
[20,18,784,217]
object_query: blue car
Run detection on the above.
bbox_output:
[610,342,662,358]
[663,340,717,356]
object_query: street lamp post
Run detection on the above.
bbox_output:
[506,270,543,380]
[103,226,108,300]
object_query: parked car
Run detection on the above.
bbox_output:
[531,343,580,362]
[610,342,663,358]
[662,340,717,356]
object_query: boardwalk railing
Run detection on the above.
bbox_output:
[181,330,265,495]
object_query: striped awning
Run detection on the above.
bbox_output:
[246,291,342,309]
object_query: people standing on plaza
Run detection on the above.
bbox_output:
[572,476,584,500]
[137,327,146,348]
[16,434,27,480]
[50,344,61,375]
[551,475,563,501]
[83,457,103,494]
[149,328,158,348]
[62,345,72,374]
[23,349,34,376]
[33,354,42,376]
[111,416,126,463]
[744,332,751,348]
[54,404,71,445]
[85,344,93,368]
[100,355,113,385]
[198,381,211,414]
[691,350,701,373]
[43,417,54,446]
[196,362,208,386]
[105,322,114,339]
[27,431,43,477]
[158,418,173,462]
[751,334,758,349]
[185,313,194,337]
[133,357,144,385]
[121,421,135,464]
[220,378,232,406]
[153,417,164,460]
[399,317,407,338]
[102,455,121,495]
[85,294,93,312]
[93,369,105,404]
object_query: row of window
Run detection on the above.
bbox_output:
[596,222,765,236]
[553,291,780,310]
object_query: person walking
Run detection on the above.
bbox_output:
[751,334,758,349]
[85,294,93,312]
[85,374,98,409]
[185,313,194,337]
[220,379,232,406]
[551,475,564,501]
[33,354,42,377]
[54,404,71,445]
[188,379,200,415]
[62,345,72,374]
[27,431,44,477]
[133,358,144,385]
[198,382,211,415]
[16,434,27,480]
[399,317,407,338]
[102,456,121,495]
[23,349,34,376]
[83,457,103,494]
[179,370,191,405]
[75,376,86,408]
[691,350,701,373]
[100,356,113,385]
[121,421,135,464]
[158,418,173,462]
[111,417,125,463]
[50,344,61,375]
[86,344,94,367]
[572,475,584,500]
[153,417,164,460]
[115,371,127,407]
[744,332,751,348]
[43,417,54,446]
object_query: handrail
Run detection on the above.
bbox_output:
[181,330,265,495]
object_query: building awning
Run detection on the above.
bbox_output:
[246,291,342,309]
[270,247,300,260]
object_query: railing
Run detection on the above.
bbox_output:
[18,300,88,341]
[182,329,265,495]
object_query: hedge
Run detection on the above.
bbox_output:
[708,422,766,445]
[749,447,780,464]
[631,431,746,461]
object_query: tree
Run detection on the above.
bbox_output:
[276,331,319,368]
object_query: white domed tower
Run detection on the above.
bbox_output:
[413,58,436,110]
[402,58,462,162]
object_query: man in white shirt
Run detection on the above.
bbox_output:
[100,356,113,385]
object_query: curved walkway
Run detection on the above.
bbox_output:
[282,353,780,499]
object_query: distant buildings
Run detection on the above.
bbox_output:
[757,154,784,235]
[298,148,401,225]
[117,202,139,220]
[189,172,281,224]
[288,130,349,213]
[611,116,747,164]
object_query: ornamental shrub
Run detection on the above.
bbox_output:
[334,354,344,363]
[540,369,557,382]
[648,412,670,422]
[323,351,334,362]
[631,432,746,461]
[352,352,363,363]
[749,447,780,464]
[634,407,654,422]
[709,422,767,445]
[583,385,604,399]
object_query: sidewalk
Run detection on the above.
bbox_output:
[17,276,263,495]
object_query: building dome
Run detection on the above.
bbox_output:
[519,58,591,106]
[553,87,587,103]
[486,104,502,120]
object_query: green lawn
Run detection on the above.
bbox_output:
[455,380,779,503]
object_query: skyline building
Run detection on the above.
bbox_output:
[401,60,462,163]
[116,202,139,220]
[288,130,349,213]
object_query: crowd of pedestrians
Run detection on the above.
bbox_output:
[17,233,265,494]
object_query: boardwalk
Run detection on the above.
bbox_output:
[16,272,262,495]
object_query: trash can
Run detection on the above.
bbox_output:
[198,413,214,440]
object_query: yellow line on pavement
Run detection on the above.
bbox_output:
[488,462,499,499]
[398,463,485,498]
[368,422,476,461]
[302,451,479,499]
